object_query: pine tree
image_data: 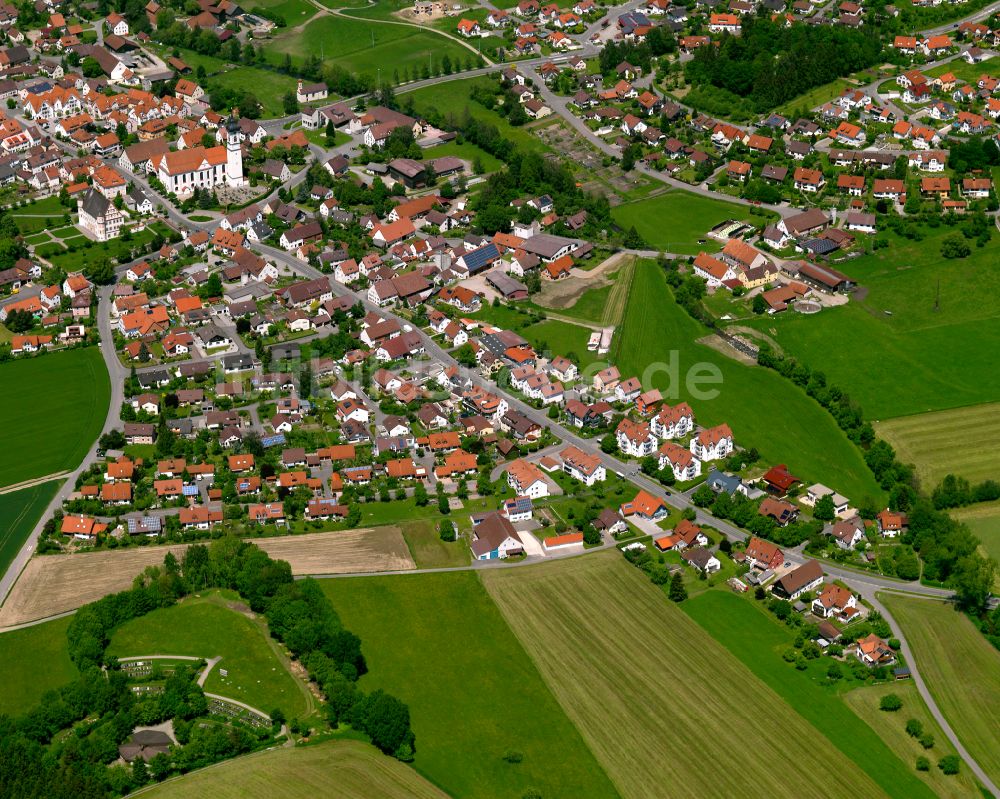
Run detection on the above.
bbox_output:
[668,571,688,602]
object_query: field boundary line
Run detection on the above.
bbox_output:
[0,471,69,494]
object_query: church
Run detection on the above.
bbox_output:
[149,112,246,197]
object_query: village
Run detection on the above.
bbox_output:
[0,0,997,795]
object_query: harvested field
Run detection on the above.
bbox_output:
[873,402,1000,487]
[482,552,886,799]
[254,527,414,574]
[0,527,414,627]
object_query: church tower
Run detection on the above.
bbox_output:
[225,109,246,187]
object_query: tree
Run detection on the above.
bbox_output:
[905,719,923,738]
[940,232,971,259]
[283,92,299,115]
[439,519,455,541]
[826,661,842,681]
[354,689,414,757]
[938,755,960,775]
[148,752,171,782]
[667,571,687,602]
[879,694,902,712]
[131,757,149,786]
[752,293,768,314]
[916,756,930,772]
[813,494,835,521]
[84,257,115,285]
[692,484,715,507]
[599,434,617,454]
[622,226,644,248]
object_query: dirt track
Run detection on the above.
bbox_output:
[0,527,414,628]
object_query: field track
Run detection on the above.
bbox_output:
[884,594,1000,789]
[482,552,887,799]
[0,527,414,627]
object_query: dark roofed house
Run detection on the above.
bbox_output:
[773,559,823,600]
[118,729,172,763]
[797,262,855,293]
[470,511,524,560]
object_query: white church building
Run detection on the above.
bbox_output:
[149,112,246,197]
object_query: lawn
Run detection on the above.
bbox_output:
[320,571,617,799]
[0,615,76,717]
[738,229,1000,420]
[252,0,316,25]
[209,66,301,118]
[776,77,854,116]
[0,481,61,577]
[873,402,1000,488]
[405,77,550,153]
[520,318,606,370]
[266,16,472,78]
[138,739,448,799]
[421,140,503,172]
[47,225,163,271]
[0,348,110,488]
[611,191,769,255]
[882,594,1000,788]
[684,589,938,799]
[107,592,312,720]
[841,682,982,799]
[615,263,883,503]
[483,553,888,799]
[398,519,469,568]
[926,56,1000,83]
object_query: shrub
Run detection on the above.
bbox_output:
[920,733,935,750]
[916,756,930,772]
[503,750,523,764]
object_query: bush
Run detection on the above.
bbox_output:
[920,733,935,750]
[938,755,960,775]
[916,756,930,772]
[503,749,523,764]
[879,694,903,712]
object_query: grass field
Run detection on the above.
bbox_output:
[0,615,76,716]
[685,589,939,798]
[842,682,981,798]
[405,77,549,152]
[398,520,469,568]
[108,591,312,719]
[883,594,1000,788]
[266,16,472,77]
[873,403,1000,488]
[616,262,882,502]
[951,501,1000,563]
[541,283,612,324]
[0,481,60,578]
[138,739,448,799]
[739,230,1000,420]
[611,192,767,255]
[320,572,617,799]
[0,349,110,488]
[483,554,891,799]
[209,67,301,118]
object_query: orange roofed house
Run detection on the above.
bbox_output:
[620,489,668,520]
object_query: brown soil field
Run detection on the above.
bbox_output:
[0,527,414,627]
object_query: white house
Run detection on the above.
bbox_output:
[690,424,734,461]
